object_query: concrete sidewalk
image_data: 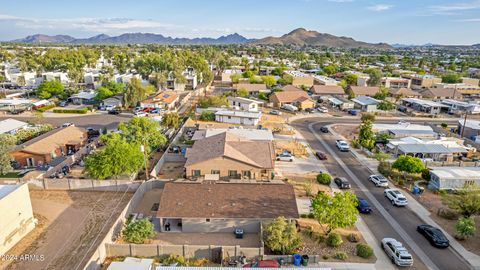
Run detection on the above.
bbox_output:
[328,124,480,270]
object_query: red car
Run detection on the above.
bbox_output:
[243,260,280,268]
[143,107,153,113]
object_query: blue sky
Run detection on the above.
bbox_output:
[0,0,479,44]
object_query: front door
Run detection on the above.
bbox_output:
[26,157,34,167]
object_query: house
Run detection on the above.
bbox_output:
[284,70,314,87]
[310,85,346,97]
[227,96,261,112]
[140,91,179,110]
[113,73,142,85]
[40,71,70,85]
[101,93,124,108]
[431,83,480,95]
[461,77,480,86]
[157,181,299,233]
[351,96,380,112]
[344,71,369,87]
[401,74,441,90]
[84,71,101,88]
[381,77,411,89]
[0,184,35,255]
[389,88,421,99]
[386,137,471,161]
[401,98,449,115]
[458,119,480,140]
[441,99,480,114]
[0,98,34,111]
[10,126,87,168]
[233,83,269,96]
[107,257,154,270]
[0,119,29,134]
[313,75,339,86]
[167,69,198,91]
[373,122,437,139]
[428,167,480,190]
[348,86,380,97]
[269,91,315,110]
[215,110,261,126]
[328,97,354,111]
[192,128,273,141]
[185,132,275,180]
[69,91,96,105]
[281,85,303,92]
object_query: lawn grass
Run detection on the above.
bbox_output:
[0,172,19,178]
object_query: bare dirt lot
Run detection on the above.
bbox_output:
[0,189,133,270]
[153,233,262,248]
[158,162,185,179]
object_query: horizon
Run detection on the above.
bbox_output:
[1,0,480,45]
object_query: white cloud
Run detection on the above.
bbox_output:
[430,1,480,15]
[367,4,393,12]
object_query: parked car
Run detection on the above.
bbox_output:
[384,189,408,206]
[150,108,161,114]
[305,108,316,113]
[357,198,372,214]
[315,151,327,160]
[347,109,359,116]
[62,123,75,127]
[417,225,450,248]
[317,106,328,113]
[336,140,350,152]
[59,101,68,107]
[269,109,282,115]
[381,238,414,267]
[369,174,389,187]
[319,126,329,133]
[134,111,148,117]
[334,177,351,189]
[276,153,294,162]
[108,109,120,115]
[282,104,298,112]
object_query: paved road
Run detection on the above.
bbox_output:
[291,117,472,270]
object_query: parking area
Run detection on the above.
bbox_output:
[153,233,262,248]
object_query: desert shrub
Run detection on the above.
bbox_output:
[122,218,155,244]
[456,217,476,240]
[53,107,88,114]
[437,208,460,220]
[162,254,188,266]
[356,243,374,258]
[335,252,348,261]
[378,161,392,177]
[316,172,332,185]
[322,255,329,260]
[347,233,360,243]
[326,233,343,247]
[36,104,55,112]
[199,111,215,121]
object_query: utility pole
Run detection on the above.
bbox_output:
[461,111,468,138]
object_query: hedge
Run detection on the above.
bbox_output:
[36,104,55,112]
[53,108,88,114]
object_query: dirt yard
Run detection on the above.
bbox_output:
[274,140,308,157]
[0,189,133,270]
[152,233,262,248]
[158,162,185,179]
[417,190,480,256]
[331,124,359,141]
[284,173,332,198]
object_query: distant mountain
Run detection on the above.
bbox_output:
[253,28,391,49]
[12,32,253,45]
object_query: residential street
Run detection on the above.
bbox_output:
[292,117,473,270]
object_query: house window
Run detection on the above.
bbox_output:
[465,180,475,186]
[228,170,238,178]
[242,171,251,179]
[206,218,211,222]
[228,116,231,119]
[192,170,201,177]
[211,170,220,175]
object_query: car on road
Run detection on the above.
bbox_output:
[276,153,294,162]
[336,140,350,152]
[317,106,328,113]
[369,174,389,187]
[381,238,414,267]
[347,109,359,116]
[134,111,148,117]
[305,108,316,113]
[108,109,120,115]
[384,189,408,206]
[315,151,327,160]
[319,126,329,133]
[417,224,450,248]
[334,177,351,189]
[269,109,282,115]
[357,198,372,214]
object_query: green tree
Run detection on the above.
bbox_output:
[442,74,461,84]
[377,101,395,111]
[344,74,358,86]
[94,86,113,101]
[162,112,181,129]
[443,185,480,218]
[392,156,425,174]
[358,120,375,150]
[36,80,65,99]
[316,172,332,185]
[323,65,337,76]
[199,111,216,121]
[455,217,476,239]
[347,88,355,99]
[230,73,241,83]
[263,217,302,254]
[364,68,383,86]
[85,134,144,179]
[373,87,389,100]
[124,78,154,108]
[311,191,358,234]
[261,76,276,88]
[278,74,293,85]
[258,92,268,101]
[361,112,375,122]
[237,88,249,97]
[198,96,228,108]
[0,134,16,175]
[243,70,255,79]
[123,218,155,244]
[118,117,167,151]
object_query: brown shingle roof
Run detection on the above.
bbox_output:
[389,88,421,97]
[14,126,86,155]
[142,91,178,105]
[185,132,275,169]
[310,85,345,95]
[282,85,302,92]
[269,90,312,103]
[418,88,463,99]
[157,182,299,219]
[234,83,267,93]
[349,86,380,96]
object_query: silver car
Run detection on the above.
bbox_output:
[369,174,389,187]
[381,238,414,267]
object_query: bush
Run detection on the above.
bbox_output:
[322,255,329,260]
[316,172,332,185]
[378,161,392,177]
[199,111,215,121]
[347,233,360,243]
[162,254,189,266]
[122,218,155,244]
[356,243,374,258]
[456,217,476,240]
[36,104,55,112]
[326,233,343,247]
[53,107,89,114]
[335,252,348,261]
[437,208,460,220]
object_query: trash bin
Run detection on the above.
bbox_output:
[278,257,284,266]
[301,255,309,266]
[293,254,302,266]
[412,186,420,194]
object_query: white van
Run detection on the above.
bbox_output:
[282,104,298,112]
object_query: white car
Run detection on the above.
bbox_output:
[336,140,350,152]
[381,238,414,267]
[134,111,148,117]
[384,189,408,206]
[61,123,75,127]
[317,107,328,113]
[282,104,298,112]
[270,109,282,115]
[369,174,389,187]
[276,153,294,162]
